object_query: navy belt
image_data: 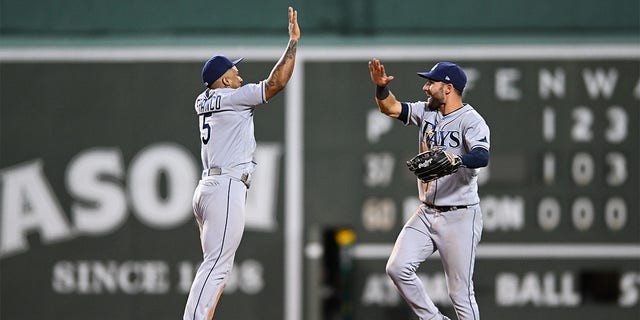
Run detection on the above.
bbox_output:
[424,204,468,212]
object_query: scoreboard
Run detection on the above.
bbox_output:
[303,53,640,320]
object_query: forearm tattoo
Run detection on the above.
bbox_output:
[285,39,298,59]
[267,40,298,89]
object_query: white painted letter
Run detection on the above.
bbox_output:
[67,148,127,235]
[1,161,72,257]
[128,143,198,229]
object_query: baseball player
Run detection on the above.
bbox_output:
[182,7,300,320]
[368,58,490,320]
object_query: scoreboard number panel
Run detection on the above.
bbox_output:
[304,56,639,320]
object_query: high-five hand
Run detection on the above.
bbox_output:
[288,7,300,41]
[368,58,395,87]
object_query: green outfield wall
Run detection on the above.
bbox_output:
[1,45,639,320]
[1,0,638,39]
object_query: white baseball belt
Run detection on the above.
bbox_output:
[202,167,251,188]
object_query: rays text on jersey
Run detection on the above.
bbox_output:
[426,130,461,148]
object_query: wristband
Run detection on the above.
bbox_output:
[376,86,390,100]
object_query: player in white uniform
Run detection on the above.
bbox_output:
[183,7,300,320]
[368,59,490,320]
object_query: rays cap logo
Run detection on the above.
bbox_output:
[417,62,467,93]
[202,55,244,87]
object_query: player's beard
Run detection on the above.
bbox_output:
[427,95,444,111]
[426,87,446,111]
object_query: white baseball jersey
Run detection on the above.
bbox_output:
[184,81,266,320]
[388,101,488,320]
[402,102,490,205]
[194,81,266,173]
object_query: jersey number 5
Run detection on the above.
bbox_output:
[200,112,212,144]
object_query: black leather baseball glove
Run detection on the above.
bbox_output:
[406,148,462,183]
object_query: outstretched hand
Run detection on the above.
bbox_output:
[368,58,395,87]
[288,7,300,41]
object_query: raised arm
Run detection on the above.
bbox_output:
[368,58,402,118]
[264,7,300,101]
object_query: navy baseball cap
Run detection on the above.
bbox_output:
[417,62,467,93]
[202,55,244,87]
